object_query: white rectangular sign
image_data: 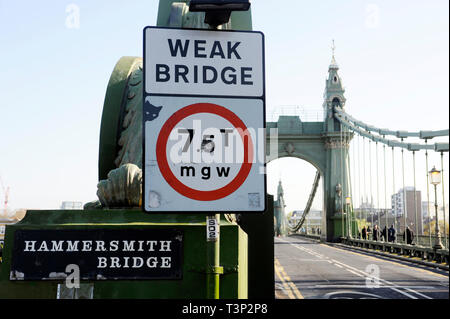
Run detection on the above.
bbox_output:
[143,27,266,213]
[144,27,264,97]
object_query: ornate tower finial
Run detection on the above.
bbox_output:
[331,39,336,58]
[330,39,338,68]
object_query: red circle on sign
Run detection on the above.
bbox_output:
[156,103,254,201]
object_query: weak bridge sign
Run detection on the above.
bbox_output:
[143,27,266,213]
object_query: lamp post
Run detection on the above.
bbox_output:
[430,166,443,250]
[346,196,352,239]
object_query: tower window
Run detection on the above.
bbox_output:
[334,76,338,83]
[332,98,341,107]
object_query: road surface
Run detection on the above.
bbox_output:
[275,236,449,299]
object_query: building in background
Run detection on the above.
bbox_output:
[391,187,423,234]
[290,210,322,234]
[422,201,431,222]
[60,201,83,210]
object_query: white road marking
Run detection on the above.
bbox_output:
[314,285,437,289]
[278,237,435,299]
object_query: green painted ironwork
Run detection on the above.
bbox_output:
[0,210,248,299]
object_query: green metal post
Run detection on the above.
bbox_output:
[206,214,222,299]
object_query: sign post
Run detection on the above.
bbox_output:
[143,26,265,299]
[206,214,222,299]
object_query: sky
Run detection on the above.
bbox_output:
[0,0,448,215]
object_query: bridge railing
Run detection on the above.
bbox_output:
[292,233,449,267]
[358,233,449,248]
[341,237,449,267]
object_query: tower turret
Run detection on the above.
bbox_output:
[323,40,346,132]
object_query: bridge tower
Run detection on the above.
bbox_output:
[274,180,287,236]
[322,44,353,241]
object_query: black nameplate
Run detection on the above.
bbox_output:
[10,229,183,281]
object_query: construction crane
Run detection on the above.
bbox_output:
[0,176,9,217]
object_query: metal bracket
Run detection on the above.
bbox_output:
[188,264,238,274]
[206,266,224,275]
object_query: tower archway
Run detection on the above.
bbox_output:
[267,157,324,237]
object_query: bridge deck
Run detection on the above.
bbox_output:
[275,236,449,299]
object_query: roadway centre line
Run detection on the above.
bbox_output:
[289,237,444,298]
[280,237,430,299]
[329,258,431,299]
[277,239,384,288]
[274,258,304,299]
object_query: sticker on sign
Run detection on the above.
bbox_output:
[143,27,266,213]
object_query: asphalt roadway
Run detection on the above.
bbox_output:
[275,236,449,299]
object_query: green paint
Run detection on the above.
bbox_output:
[98,57,142,181]
[0,210,247,299]
[206,214,221,299]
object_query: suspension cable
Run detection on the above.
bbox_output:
[412,151,419,242]
[352,130,357,238]
[333,106,449,139]
[441,152,447,248]
[392,146,397,243]
[401,142,407,244]
[340,127,344,237]
[333,109,449,151]
[347,133,354,238]
[383,139,388,241]
[369,139,374,235]
[348,132,356,238]
[358,134,362,237]
[425,141,432,247]
[376,141,381,239]
[352,131,358,238]
[363,136,367,237]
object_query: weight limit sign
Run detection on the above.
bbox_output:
[143,97,265,212]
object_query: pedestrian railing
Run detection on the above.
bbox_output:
[357,234,449,248]
[342,237,449,265]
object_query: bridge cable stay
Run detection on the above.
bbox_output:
[425,140,432,247]
[333,107,449,246]
[401,141,408,242]
[362,136,367,232]
[352,130,357,237]
[399,139,408,243]
[358,134,362,234]
[347,136,355,238]
[413,150,419,242]
[369,139,374,231]
[376,141,381,237]
[340,126,344,237]
[287,171,321,234]
[345,128,351,237]
[391,146,397,243]
[383,139,389,239]
[441,152,447,248]
[340,122,345,237]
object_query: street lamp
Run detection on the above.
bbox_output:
[346,196,352,239]
[430,166,443,250]
[189,0,251,28]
